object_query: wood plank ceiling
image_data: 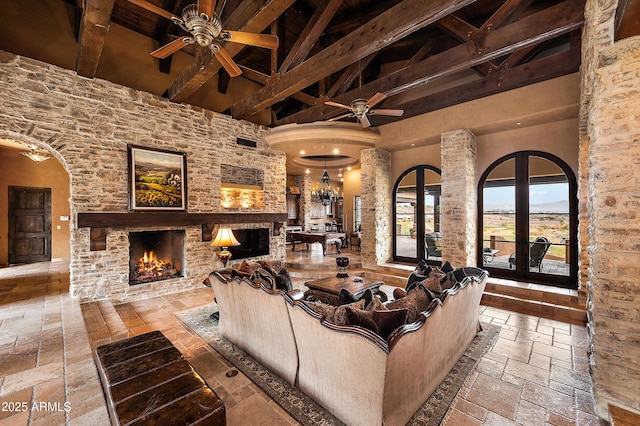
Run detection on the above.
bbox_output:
[13,0,640,128]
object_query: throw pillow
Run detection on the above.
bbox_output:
[393,287,407,300]
[305,301,336,320]
[440,260,454,274]
[420,274,443,294]
[374,309,408,340]
[406,269,431,292]
[439,271,457,290]
[333,299,366,325]
[417,283,437,305]
[251,267,275,289]
[366,296,386,312]
[383,288,423,323]
[345,306,378,334]
[453,268,467,283]
[416,259,428,274]
[275,267,293,291]
[338,288,374,309]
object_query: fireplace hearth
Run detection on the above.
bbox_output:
[129,230,185,285]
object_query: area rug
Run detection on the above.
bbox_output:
[176,304,500,426]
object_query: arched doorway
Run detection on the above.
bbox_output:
[393,165,442,264]
[478,151,578,288]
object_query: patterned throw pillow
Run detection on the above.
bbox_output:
[383,286,427,323]
[305,301,336,320]
[333,299,366,325]
[420,274,443,294]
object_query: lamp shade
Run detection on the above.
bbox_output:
[211,227,240,248]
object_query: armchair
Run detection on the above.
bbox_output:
[424,232,442,259]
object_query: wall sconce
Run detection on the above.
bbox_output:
[211,227,240,267]
[18,141,52,163]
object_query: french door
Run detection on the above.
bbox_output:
[478,152,577,288]
[393,165,442,264]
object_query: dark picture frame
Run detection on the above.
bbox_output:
[128,145,187,211]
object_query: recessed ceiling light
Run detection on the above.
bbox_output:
[516,122,522,126]
[305,169,310,174]
[300,150,305,155]
[333,148,339,154]
[347,166,352,171]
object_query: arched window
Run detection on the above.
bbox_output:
[478,151,578,288]
[393,165,442,264]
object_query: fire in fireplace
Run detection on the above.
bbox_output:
[129,230,185,285]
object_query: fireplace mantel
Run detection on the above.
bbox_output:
[77,212,288,251]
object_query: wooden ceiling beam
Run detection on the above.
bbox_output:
[76,0,116,78]
[167,0,295,103]
[377,47,581,125]
[480,0,535,31]
[231,0,476,119]
[329,53,377,98]
[274,0,584,126]
[279,0,344,74]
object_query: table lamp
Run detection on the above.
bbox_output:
[211,227,240,267]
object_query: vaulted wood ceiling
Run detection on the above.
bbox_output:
[3,0,639,128]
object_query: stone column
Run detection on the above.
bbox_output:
[295,174,311,230]
[440,129,477,267]
[586,36,640,418]
[360,148,391,268]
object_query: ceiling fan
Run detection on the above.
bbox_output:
[127,0,279,77]
[325,92,404,128]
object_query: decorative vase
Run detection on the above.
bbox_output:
[336,256,350,278]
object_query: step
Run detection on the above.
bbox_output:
[483,277,586,325]
[82,299,130,349]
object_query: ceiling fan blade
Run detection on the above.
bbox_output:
[366,92,387,108]
[359,114,371,128]
[328,113,353,121]
[151,37,190,59]
[325,101,351,110]
[210,44,242,77]
[371,109,404,116]
[127,0,178,21]
[198,0,216,20]
[223,31,279,50]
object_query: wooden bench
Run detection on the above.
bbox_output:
[95,330,225,425]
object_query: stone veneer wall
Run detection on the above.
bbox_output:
[0,51,286,303]
[296,174,311,230]
[440,129,477,267]
[585,36,640,417]
[360,148,392,267]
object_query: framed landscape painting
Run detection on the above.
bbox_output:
[128,145,187,211]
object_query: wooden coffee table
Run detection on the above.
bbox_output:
[305,275,383,305]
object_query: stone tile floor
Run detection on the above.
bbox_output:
[0,256,605,425]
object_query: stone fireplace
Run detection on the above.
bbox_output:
[128,230,185,285]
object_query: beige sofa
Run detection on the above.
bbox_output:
[208,267,488,426]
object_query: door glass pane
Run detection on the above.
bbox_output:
[528,156,570,276]
[482,158,515,269]
[396,170,417,258]
[424,169,441,260]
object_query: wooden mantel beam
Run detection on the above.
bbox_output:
[77,212,288,228]
[230,0,476,119]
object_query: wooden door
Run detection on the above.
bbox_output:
[8,186,52,264]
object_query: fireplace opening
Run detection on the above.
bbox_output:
[129,230,185,285]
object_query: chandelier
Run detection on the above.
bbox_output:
[311,158,339,206]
